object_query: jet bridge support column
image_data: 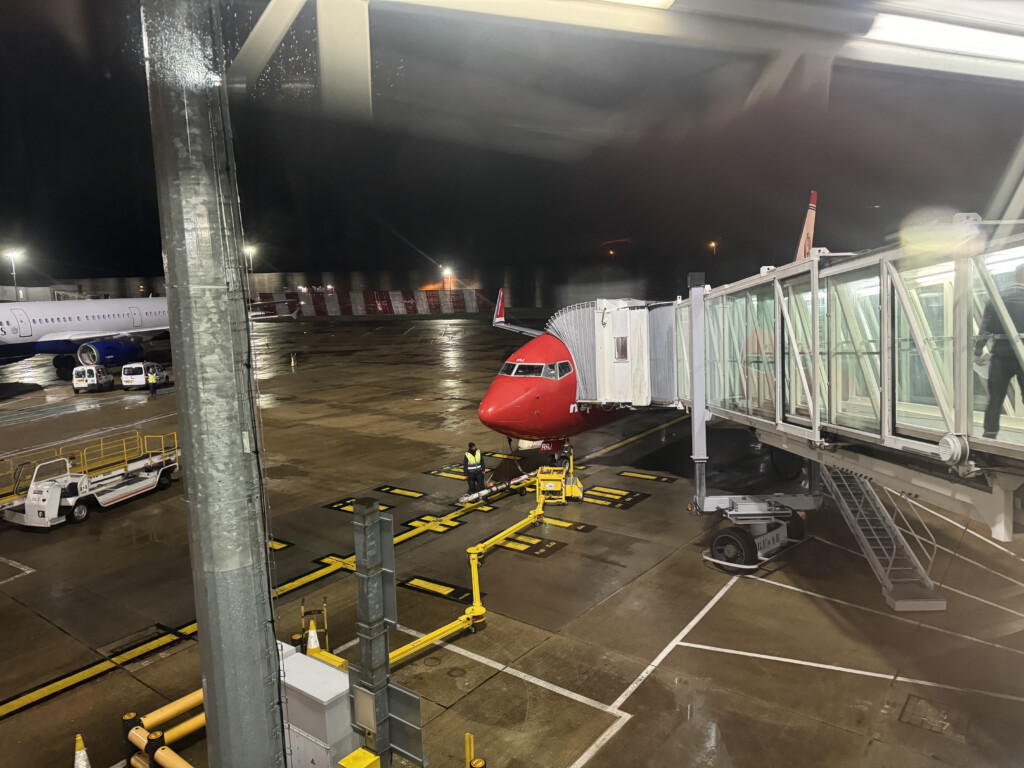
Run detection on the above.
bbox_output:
[689,274,708,505]
[140,2,284,766]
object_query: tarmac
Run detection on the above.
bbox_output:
[2,315,1024,767]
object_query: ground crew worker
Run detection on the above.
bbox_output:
[147,369,158,397]
[463,442,485,495]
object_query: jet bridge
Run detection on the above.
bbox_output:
[548,214,1024,610]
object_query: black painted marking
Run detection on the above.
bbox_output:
[326,497,394,512]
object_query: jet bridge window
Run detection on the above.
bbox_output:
[614,336,628,361]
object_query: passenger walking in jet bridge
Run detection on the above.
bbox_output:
[975,263,1024,438]
[147,369,158,397]
[464,442,486,494]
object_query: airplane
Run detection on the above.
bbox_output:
[0,296,171,377]
[479,192,820,454]
[0,293,297,379]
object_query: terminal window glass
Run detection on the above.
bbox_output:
[558,361,572,378]
[614,337,628,361]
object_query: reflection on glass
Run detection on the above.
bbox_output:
[829,267,881,433]
[894,259,954,436]
[703,287,776,419]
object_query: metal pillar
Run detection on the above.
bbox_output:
[351,498,398,767]
[140,2,284,765]
[689,272,708,505]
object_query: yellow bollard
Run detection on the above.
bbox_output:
[290,352,297,368]
[465,732,474,768]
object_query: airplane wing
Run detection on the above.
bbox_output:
[492,288,542,337]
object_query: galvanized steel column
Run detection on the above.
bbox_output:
[140,1,284,765]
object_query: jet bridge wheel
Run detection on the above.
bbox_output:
[708,527,758,574]
[69,501,90,524]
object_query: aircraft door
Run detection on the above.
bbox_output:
[130,306,142,327]
[11,308,32,337]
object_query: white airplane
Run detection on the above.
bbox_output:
[0,297,171,376]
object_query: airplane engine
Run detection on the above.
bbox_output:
[77,340,140,367]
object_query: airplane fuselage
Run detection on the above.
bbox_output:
[0,297,169,365]
[478,333,622,442]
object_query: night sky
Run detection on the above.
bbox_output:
[2,1,1023,296]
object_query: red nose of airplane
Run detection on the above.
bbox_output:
[478,376,531,436]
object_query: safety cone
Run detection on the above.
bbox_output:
[306,618,320,652]
[73,733,91,768]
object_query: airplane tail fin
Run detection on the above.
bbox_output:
[794,190,817,261]
[493,288,506,327]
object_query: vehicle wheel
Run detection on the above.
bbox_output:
[785,511,806,541]
[69,502,90,523]
[708,527,758,574]
[73,388,81,395]
[156,472,172,491]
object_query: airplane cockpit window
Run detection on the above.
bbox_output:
[543,363,558,379]
[499,362,516,375]
[558,361,572,378]
[513,364,544,377]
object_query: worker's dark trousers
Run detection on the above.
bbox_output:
[984,355,1024,436]
[467,470,485,494]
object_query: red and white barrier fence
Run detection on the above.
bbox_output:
[253,289,489,318]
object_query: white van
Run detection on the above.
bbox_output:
[121,362,170,391]
[72,365,115,394]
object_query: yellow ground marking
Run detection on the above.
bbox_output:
[272,555,355,598]
[511,533,541,545]
[587,489,627,500]
[406,578,454,596]
[589,486,629,496]
[268,540,288,550]
[583,414,690,460]
[375,485,425,498]
[621,471,657,480]
[0,659,118,718]
[486,452,521,460]
[543,517,574,528]
[437,472,465,480]
[582,496,614,506]
[499,539,531,552]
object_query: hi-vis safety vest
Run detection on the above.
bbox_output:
[147,372,157,383]
[465,451,482,472]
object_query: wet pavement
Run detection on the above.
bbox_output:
[2,316,1024,767]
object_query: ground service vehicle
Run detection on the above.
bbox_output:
[72,365,115,393]
[1,432,179,528]
[121,362,170,390]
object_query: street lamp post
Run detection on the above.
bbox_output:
[244,245,255,272]
[4,250,21,301]
[443,266,453,292]
[709,241,717,258]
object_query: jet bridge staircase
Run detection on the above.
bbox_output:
[543,213,1024,611]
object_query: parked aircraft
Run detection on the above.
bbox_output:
[479,192,819,452]
[0,297,171,377]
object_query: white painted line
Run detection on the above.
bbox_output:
[566,713,632,768]
[610,577,738,711]
[394,623,617,715]
[678,641,1024,704]
[912,503,1019,560]
[332,637,360,655]
[757,576,1024,658]
[936,584,1024,621]
[0,413,176,459]
[106,761,127,768]
[0,555,35,585]
[815,532,1024,592]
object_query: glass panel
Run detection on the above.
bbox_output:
[973,246,1024,445]
[543,363,557,379]
[499,362,516,375]
[781,276,817,423]
[514,364,543,376]
[614,336,628,361]
[705,296,725,409]
[828,267,881,433]
[745,284,775,420]
[893,259,954,436]
[558,361,572,378]
[676,304,691,402]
